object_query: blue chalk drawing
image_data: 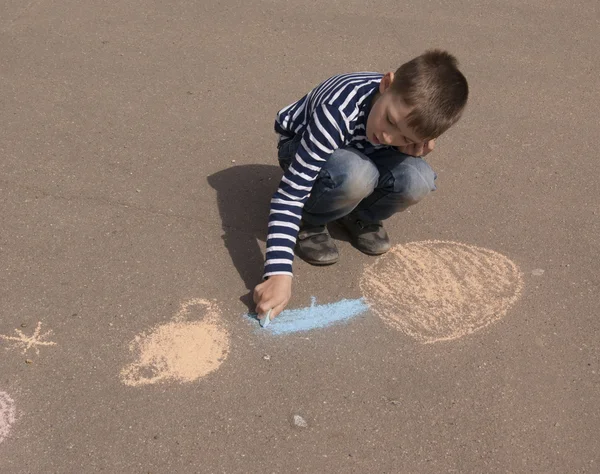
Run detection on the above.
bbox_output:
[247,297,369,335]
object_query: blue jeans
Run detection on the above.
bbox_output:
[277,136,437,226]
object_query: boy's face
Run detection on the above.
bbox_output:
[366,72,425,147]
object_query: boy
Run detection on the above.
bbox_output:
[254,50,468,321]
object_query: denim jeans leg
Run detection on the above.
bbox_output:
[277,139,380,226]
[302,148,380,226]
[354,148,437,223]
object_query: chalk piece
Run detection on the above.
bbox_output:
[259,309,272,328]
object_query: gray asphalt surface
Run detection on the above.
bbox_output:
[1,0,599,472]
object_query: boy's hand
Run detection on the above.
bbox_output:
[253,275,292,321]
[397,139,435,157]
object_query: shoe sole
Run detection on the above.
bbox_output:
[349,238,391,256]
[351,244,390,256]
[297,255,340,266]
[295,247,340,266]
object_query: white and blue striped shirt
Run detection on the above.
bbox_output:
[265,72,386,278]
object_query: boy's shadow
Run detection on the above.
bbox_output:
[207,164,283,310]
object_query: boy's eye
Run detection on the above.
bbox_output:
[386,115,394,125]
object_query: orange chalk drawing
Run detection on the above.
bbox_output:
[120,299,230,386]
[360,240,523,343]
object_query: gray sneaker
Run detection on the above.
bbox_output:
[338,214,391,255]
[295,223,339,265]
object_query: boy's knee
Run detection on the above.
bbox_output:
[327,149,379,201]
[339,169,379,201]
[389,157,436,204]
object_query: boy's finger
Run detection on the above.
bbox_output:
[256,301,272,317]
[253,281,266,304]
[258,295,283,316]
[253,291,265,307]
[270,302,287,319]
[422,140,435,156]
[407,143,420,156]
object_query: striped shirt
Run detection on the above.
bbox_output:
[265,72,386,278]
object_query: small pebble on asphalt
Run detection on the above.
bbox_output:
[293,415,308,428]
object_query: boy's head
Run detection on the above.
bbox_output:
[366,50,468,147]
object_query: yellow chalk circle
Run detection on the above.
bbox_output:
[120,299,230,386]
[360,241,523,343]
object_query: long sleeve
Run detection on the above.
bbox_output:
[263,103,348,278]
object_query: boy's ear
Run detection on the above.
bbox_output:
[379,72,395,93]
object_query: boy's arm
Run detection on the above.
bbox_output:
[263,103,348,279]
[254,104,347,319]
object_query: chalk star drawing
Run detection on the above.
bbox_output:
[0,322,57,355]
